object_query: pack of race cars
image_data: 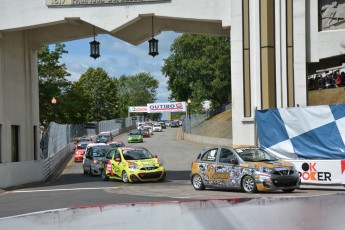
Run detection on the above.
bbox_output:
[73,125,300,193]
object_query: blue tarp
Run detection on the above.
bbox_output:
[255,105,345,159]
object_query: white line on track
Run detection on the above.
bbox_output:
[9,187,120,193]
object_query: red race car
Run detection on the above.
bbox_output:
[74,142,88,162]
[141,128,151,137]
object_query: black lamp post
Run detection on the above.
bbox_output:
[115,104,119,117]
[148,16,159,57]
[51,97,57,122]
[187,99,191,120]
[90,26,100,59]
[187,99,192,134]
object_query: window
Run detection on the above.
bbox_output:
[201,148,218,162]
[114,149,121,159]
[219,148,236,163]
[106,149,115,159]
[11,125,20,162]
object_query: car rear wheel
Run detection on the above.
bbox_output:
[241,175,257,193]
[89,166,93,176]
[101,170,109,181]
[83,165,88,174]
[192,174,205,190]
[282,189,295,193]
[122,171,129,183]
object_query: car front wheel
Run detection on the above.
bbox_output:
[192,174,205,190]
[122,171,129,183]
[101,170,109,181]
[241,175,257,193]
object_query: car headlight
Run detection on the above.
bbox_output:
[257,166,272,173]
[93,159,101,164]
[128,162,138,169]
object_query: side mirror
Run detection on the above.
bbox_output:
[115,157,121,162]
[154,154,158,158]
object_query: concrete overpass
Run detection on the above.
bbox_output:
[1,0,345,187]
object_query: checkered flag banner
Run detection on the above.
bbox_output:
[255,104,345,159]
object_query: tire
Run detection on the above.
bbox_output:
[282,189,295,193]
[241,175,257,193]
[101,170,109,181]
[192,174,205,190]
[89,166,93,176]
[158,174,166,182]
[83,165,88,174]
[122,171,129,183]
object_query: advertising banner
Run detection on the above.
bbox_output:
[128,106,148,113]
[147,102,186,113]
[289,159,345,185]
[256,104,345,159]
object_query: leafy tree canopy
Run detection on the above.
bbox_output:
[77,67,119,121]
[117,72,159,119]
[38,43,71,127]
[162,34,231,111]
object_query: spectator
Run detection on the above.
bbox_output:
[336,74,342,86]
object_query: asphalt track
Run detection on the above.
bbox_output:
[0,127,344,218]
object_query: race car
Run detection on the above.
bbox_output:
[73,142,88,162]
[191,146,301,193]
[100,146,166,183]
[127,130,143,143]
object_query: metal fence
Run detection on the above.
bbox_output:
[40,116,140,159]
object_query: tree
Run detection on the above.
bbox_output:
[117,73,159,118]
[38,43,71,127]
[57,83,92,124]
[77,67,119,121]
[162,34,231,110]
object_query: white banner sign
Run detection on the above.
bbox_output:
[147,102,186,113]
[128,106,148,113]
[289,159,345,185]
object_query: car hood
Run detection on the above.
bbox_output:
[127,158,158,166]
[241,160,293,168]
[129,135,141,138]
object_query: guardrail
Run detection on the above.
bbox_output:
[42,143,74,181]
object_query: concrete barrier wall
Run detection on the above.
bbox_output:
[0,161,43,188]
[0,126,136,189]
[1,194,345,229]
[183,132,233,146]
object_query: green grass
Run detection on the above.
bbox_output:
[308,87,345,105]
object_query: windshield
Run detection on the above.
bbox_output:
[130,131,141,135]
[108,143,124,148]
[77,144,87,149]
[122,148,154,160]
[91,146,111,157]
[236,148,277,162]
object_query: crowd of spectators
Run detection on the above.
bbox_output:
[308,71,345,90]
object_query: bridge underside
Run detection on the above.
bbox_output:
[25,15,230,46]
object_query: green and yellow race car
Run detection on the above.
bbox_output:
[100,146,166,183]
[127,130,143,143]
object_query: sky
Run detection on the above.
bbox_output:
[60,31,181,104]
